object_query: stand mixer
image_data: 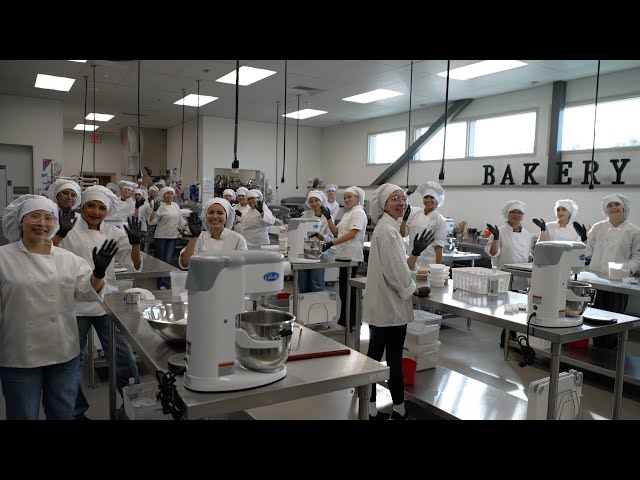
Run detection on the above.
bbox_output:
[528,241,588,328]
[287,217,321,260]
[183,250,290,392]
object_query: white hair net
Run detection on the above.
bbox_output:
[305,190,328,209]
[415,181,445,207]
[159,186,176,200]
[118,180,137,191]
[247,189,261,200]
[249,189,263,201]
[602,194,630,220]
[554,198,578,221]
[344,186,365,207]
[48,179,81,209]
[82,185,120,217]
[370,183,402,224]
[222,189,236,200]
[2,194,59,243]
[236,187,249,197]
[155,179,166,187]
[201,197,235,229]
[501,200,526,220]
[325,184,338,192]
[148,185,159,193]
[134,188,147,199]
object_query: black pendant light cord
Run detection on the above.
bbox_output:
[405,60,413,189]
[275,101,279,196]
[232,60,240,170]
[281,60,287,183]
[589,60,601,190]
[439,60,450,181]
[137,60,142,181]
[295,94,300,190]
[79,76,88,178]
[179,88,185,179]
[92,65,96,178]
[196,79,201,188]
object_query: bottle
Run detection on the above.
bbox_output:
[488,266,499,296]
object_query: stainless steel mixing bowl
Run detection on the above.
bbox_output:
[565,280,596,317]
[236,309,296,372]
[142,302,188,342]
[303,237,323,259]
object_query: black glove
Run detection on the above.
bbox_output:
[151,199,161,212]
[309,232,319,238]
[256,200,264,214]
[135,197,145,209]
[413,286,431,298]
[183,212,202,238]
[322,241,334,252]
[486,224,499,240]
[573,222,587,241]
[56,208,76,238]
[124,216,142,245]
[320,206,331,219]
[92,239,118,279]
[532,218,546,231]
[402,205,411,222]
[235,209,243,218]
[411,229,435,257]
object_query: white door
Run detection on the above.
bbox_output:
[0,144,33,211]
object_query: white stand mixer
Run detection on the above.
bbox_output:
[528,241,588,328]
[287,217,321,260]
[183,250,289,392]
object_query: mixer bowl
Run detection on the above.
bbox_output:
[236,309,296,372]
[565,281,596,317]
[142,302,188,342]
[303,238,323,259]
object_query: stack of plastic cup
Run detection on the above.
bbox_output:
[428,264,450,287]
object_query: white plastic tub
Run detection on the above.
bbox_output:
[403,341,440,371]
[405,322,440,345]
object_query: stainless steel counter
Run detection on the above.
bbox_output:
[115,251,178,279]
[363,242,481,266]
[348,277,640,420]
[101,289,389,420]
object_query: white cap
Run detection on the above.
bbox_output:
[602,194,630,220]
[501,200,526,220]
[325,184,338,192]
[370,183,401,223]
[2,194,60,243]
[236,187,249,197]
[246,189,261,200]
[148,185,159,193]
[222,189,236,200]
[48,179,82,209]
[305,190,328,209]
[415,181,445,207]
[159,186,176,200]
[344,186,365,207]
[118,180,137,191]
[554,198,578,221]
[201,197,235,229]
[82,185,120,217]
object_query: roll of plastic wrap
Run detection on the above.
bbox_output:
[283,261,292,276]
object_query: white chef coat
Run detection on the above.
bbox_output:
[335,205,367,262]
[586,219,640,275]
[108,197,135,229]
[327,200,340,220]
[232,204,252,235]
[485,224,532,291]
[0,240,102,368]
[178,228,248,269]
[300,210,334,241]
[240,205,275,246]
[136,202,152,232]
[363,213,416,327]
[59,217,142,317]
[405,208,446,267]
[148,202,186,239]
[544,221,582,242]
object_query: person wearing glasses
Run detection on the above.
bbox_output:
[400,181,447,267]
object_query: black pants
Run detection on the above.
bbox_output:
[592,290,629,349]
[367,324,407,406]
[337,260,360,328]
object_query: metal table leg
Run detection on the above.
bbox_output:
[108,314,117,420]
[86,326,97,389]
[357,384,370,420]
[292,270,299,320]
[547,341,561,420]
[613,330,629,420]
[345,276,351,347]
[353,286,361,353]
[503,328,510,360]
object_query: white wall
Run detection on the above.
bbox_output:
[0,94,63,191]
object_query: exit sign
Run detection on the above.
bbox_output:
[90,134,101,143]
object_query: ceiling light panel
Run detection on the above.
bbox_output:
[74,124,99,131]
[216,66,277,86]
[86,113,114,122]
[342,88,403,103]
[174,94,218,107]
[283,109,328,120]
[437,60,528,80]
[35,74,75,92]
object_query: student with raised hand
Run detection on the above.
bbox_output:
[364,184,434,420]
[532,198,582,242]
[324,184,340,220]
[240,189,275,246]
[48,178,82,246]
[0,194,117,420]
[57,185,142,420]
[233,186,251,234]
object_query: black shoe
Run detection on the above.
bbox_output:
[76,414,92,421]
[369,411,391,420]
[390,409,409,420]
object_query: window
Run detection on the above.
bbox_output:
[470,111,536,157]
[413,122,467,160]
[561,97,640,151]
[367,129,406,165]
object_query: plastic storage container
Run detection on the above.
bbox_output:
[405,322,440,345]
[452,267,511,294]
[123,381,172,420]
[403,341,441,371]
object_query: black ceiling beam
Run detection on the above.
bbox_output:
[371,98,473,186]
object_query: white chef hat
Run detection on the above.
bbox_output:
[48,179,81,209]
[370,183,402,224]
[602,194,630,220]
[236,187,249,197]
[554,198,578,221]
[2,194,60,243]
[222,189,236,200]
[325,184,338,192]
[106,182,119,194]
[415,181,445,207]
[249,189,263,201]
[82,185,120,217]
[201,197,235,229]
[159,186,176,200]
[155,179,166,187]
[247,189,261,200]
[118,180,137,192]
[305,190,328,209]
[133,188,147,199]
[344,186,365,207]
[501,200,526,220]
[148,185,159,193]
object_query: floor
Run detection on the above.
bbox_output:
[3,273,640,421]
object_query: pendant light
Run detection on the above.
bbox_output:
[196,75,204,194]
[79,75,88,179]
[405,60,414,190]
[274,100,280,199]
[179,88,186,180]
[231,60,240,171]
[295,94,300,190]
[280,60,287,184]
[588,60,601,190]
[136,60,143,183]
[438,60,450,181]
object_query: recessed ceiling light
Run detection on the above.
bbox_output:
[68,60,87,63]
[283,109,328,120]
[216,66,277,86]
[35,73,75,92]
[74,124,99,131]
[342,89,403,104]
[174,94,218,107]
[85,113,114,122]
[437,60,528,80]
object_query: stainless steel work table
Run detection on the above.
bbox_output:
[114,251,178,279]
[348,277,639,420]
[100,289,389,420]
[363,242,481,266]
